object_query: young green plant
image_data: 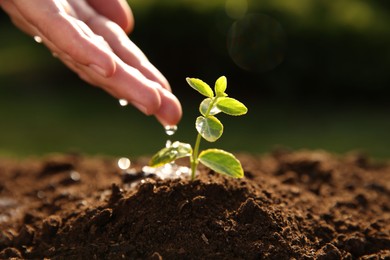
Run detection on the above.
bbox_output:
[149,76,248,180]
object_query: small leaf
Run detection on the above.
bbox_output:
[199,149,244,178]
[199,98,221,116]
[216,97,248,116]
[196,116,223,142]
[215,76,227,97]
[149,141,192,167]
[186,78,214,98]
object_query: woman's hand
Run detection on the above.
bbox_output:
[0,0,182,126]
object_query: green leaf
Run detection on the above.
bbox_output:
[199,98,221,116]
[196,116,223,142]
[216,97,248,116]
[149,141,192,167]
[199,149,244,178]
[215,76,227,97]
[186,78,214,98]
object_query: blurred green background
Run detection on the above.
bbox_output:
[0,0,389,159]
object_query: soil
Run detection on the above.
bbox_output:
[0,149,389,259]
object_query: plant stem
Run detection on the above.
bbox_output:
[191,132,202,180]
[190,97,219,181]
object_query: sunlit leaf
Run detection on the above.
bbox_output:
[196,116,223,142]
[186,78,214,98]
[215,76,227,97]
[199,98,221,116]
[216,97,248,116]
[149,141,192,167]
[199,149,244,178]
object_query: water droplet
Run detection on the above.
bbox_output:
[118,157,131,170]
[142,164,191,180]
[172,141,180,148]
[142,125,190,180]
[164,125,177,136]
[34,35,42,43]
[119,99,128,106]
[70,171,81,181]
[142,166,156,174]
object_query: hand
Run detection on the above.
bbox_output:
[0,0,182,126]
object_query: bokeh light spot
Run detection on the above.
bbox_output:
[227,14,287,73]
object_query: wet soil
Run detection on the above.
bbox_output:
[0,150,389,259]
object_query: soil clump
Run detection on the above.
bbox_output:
[0,150,389,259]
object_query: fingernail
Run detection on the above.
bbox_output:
[132,101,149,115]
[89,64,108,77]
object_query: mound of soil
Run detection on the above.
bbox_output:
[0,150,389,259]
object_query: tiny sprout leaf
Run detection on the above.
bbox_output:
[199,149,244,178]
[149,141,192,167]
[196,116,223,142]
[186,78,214,98]
[215,76,227,97]
[199,98,221,116]
[216,97,248,116]
[151,75,247,181]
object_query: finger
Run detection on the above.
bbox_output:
[0,0,37,36]
[87,16,172,92]
[65,54,182,124]
[84,16,182,125]
[154,87,183,127]
[60,55,163,116]
[12,0,116,77]
[73,58,163,116]
[86,0,134,33]
[58,40,180,123]
[102,63,163,115]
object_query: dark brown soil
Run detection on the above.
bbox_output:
[0,150,389,259]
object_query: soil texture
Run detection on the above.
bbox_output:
[0,150,389,259]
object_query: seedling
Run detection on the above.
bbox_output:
[149,76,248,180]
